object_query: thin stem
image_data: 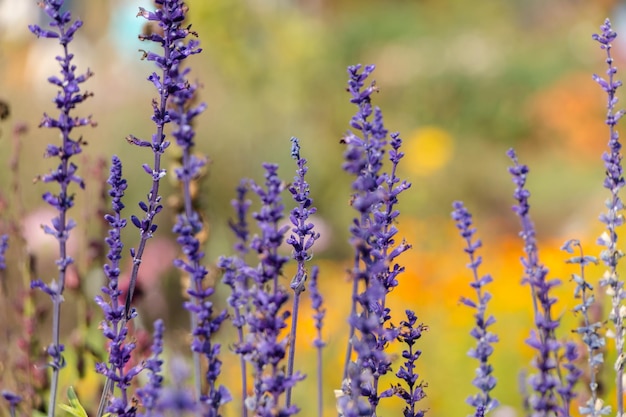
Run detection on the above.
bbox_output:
[343,254,360,380]
[285,292,302,406]
[316,343,323,417]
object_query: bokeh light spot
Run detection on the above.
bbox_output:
[404,126,454,176]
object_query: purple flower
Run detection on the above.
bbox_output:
[507,149,580,417]
[137,320,165,417]
[28,1,94,415]
[452,201,499,415]
[0,234,8,271]
[284,137,320,408]
[123,0,202,321]
[219,180,252,417]
[1,390,22,417]
[95,156,141,417]
[243,163,302,417]
[286,137,320,295]
[563,239,607,416]
[157,358,200,416]
[380,310,427,417]
[593,18,626,416]
[340,64,410,416]
[222,163,302,417]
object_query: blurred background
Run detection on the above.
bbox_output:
[1,0,625,416]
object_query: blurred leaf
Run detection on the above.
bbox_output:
[58,387,88,417]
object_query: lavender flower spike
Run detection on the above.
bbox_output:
[28,1,93,415]
[218,180,251,417]
[124,0,203,320]
[160,0,229,410]
[340,64,409,417]
[452,201,498,415]
[242,163,303,417]
[593,18,626,417]
[507,149,568,417]
[285,137,321,408]
[380,310,427,417]
[137,319,166,417]
[95,156,142,417]
[563,239,608,417]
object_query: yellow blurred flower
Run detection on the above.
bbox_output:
[403,126,454,176]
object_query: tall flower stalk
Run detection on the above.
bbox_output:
[562,240,608,417]
[96,1,203,413]
[28,1,93,415]
[244,163,302,417]
[452,201,498,415]
[94,156,142,417]
[159,1,230,412]
[219,181,251,417]
[308,265,325,417]
[508,149,580,417]
[592,18,626,417]
[340,64,411,417]
[285,137,320,407]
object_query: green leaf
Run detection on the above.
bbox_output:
[58,387,88,417]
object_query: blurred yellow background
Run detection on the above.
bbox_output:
[1,1,625,417]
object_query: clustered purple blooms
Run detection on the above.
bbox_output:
[285,137,321,407]
[136,319,165,417]
[451,201,498,415]
[0,234,8,271]
[562,239,608,417]
[21,2,626,417]
[123,0,203,320]
[95,155,142,417]
[219,180,252,417]
[242,163,303,417]
[380,310,427,417]
[340,64,411,417]
[158,0,230,410]
[593,18,626,416]
[221,163,306,417]
[1,390,22,417]
[28,1,94,415]
[507,149,581,417]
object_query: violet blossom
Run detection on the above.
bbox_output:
[1,391,22,417]
[240,163,303,417]
[28,1,94,415]
[380,310,427,417]
[562,239,607,417]
[340,64,410,416]
[285,137,320,407]
[218,180,251,417]
[593,18,626,416]
[508,149,580,417]
[137,319,165,417]
[95,155,142,417]
[452,201,498,415]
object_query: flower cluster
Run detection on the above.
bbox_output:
[94,155,140,417]
[28,1,94,414]
[14,3,626,417]
[339,64,412,417]
[451,201,498,415]
[593,18,626,416]
[507,149,567,416]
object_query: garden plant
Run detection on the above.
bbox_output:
[0,2,625,417]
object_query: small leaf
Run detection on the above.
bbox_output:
[58,387,88,417]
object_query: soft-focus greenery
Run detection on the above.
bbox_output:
[0,1,623,417]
